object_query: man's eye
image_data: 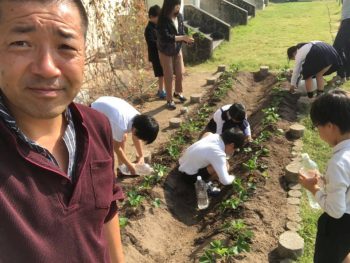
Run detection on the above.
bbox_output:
[10,41,30,47]
[59,44,76,51]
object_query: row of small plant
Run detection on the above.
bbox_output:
[167,65,239,160]
[199,76,287,260]
[199,219,254,263]
[119,66,239,227]
[119,163,168,228]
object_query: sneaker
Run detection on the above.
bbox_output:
[173,92,187,103]
[207,181,221,197]
[166,100,176,110]
[157,90,166,99]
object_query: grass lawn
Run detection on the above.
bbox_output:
[187,1,346,262]
[189,1,341,73]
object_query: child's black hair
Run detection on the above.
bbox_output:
[228,103,246,122]
[132,115,159,144]
[310,89,350,134]
[287,42,308,60]
[148,4,161,18]
[221,128,245,148]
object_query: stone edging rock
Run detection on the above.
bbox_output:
[276,123,306,262]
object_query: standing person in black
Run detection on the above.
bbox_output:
[144,5,166,99]
[333,0,350,82]
[157,0,194,110]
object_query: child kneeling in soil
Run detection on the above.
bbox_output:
[299,90,350,263]
[206,103,252,142]
[178,129,245,186]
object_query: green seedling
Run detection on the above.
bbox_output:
[243,156,258,174]
[262,171,269,178]
[219,197,241,213]
[119,217,129,228]
[167,144,181,159]
[153,163,167,178]
[243,147,252,153]
[126,190,144,208]
[152,198,161,208]
[222,219,253,241]
[262,107,280,126]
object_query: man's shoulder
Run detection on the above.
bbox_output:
[73,103,111,130]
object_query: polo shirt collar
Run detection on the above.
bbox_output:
[333,139,350,154]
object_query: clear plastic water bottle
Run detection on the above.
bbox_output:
[195,176,209,210]
[299,153,321,209]
[118,164,154,176]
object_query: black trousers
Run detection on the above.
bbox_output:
[333,18,350,78]
[314,213,350,263]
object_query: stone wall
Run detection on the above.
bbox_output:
[228,0,255,17]
[244,0,265,10]
[182,25,213,63]
[200,0,248,26]
[183,5,231,40]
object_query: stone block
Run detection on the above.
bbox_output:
[285,162,302,184]
[278,231,304,260]
[218,65,226,72]
[190,94,202,103]
[169,118,182,128]
[206,77,216,85]
[260,66,269,77]
[289,124,305,139]
[288,190,302,198]
[287,197,300,206]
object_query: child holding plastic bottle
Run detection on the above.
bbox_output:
[299,90,350,263]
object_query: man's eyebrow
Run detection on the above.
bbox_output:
[57,28,77,39]
[10,25,36,34]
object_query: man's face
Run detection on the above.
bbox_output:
[225,143,235,156]
[0,1,85,119]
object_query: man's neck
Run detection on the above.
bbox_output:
[4,99,66,146]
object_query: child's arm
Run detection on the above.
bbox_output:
[315,163,349,219]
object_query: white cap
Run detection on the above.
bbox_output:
[197,176,202,181]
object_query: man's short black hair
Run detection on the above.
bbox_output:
[228,103,246,122]
[310,89,350,134]
[132,115,159,144]
[0,0,88,38]
[148,5,160,18]
[221,128,245,148]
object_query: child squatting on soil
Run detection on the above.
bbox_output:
[178,128,245,189]
[299,90,350,263]
[144,5,166,99]
[206,103,252,142]
[287,41,342,98]
[91,96,159,175]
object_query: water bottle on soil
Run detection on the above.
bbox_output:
[299,153,321,209]
[119,163,154,176]
[195,176,209,210]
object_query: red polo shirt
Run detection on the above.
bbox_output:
[0,103,124,262]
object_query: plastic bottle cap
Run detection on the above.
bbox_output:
[197,176,202,181]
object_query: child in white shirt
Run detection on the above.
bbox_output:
[299,90,350,262]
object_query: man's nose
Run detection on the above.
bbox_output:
[30,48,61,79]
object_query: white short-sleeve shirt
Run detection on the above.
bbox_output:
[179,133,235,185]
[91,96,140,142]
[315,139,350,219]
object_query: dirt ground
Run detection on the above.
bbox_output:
[119,71,299,263]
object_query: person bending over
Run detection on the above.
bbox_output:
[206,103,252,142]
[179,129,245,185]
[287,41,342,98]
[91,96,159,175]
